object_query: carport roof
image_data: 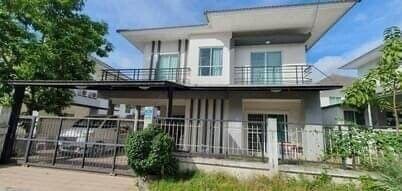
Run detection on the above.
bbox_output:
[7,80,342,91]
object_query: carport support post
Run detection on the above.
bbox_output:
[167,87,173,117]
[0,86,26,164]
[107,100,114,115]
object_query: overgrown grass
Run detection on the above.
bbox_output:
[150,171,357,191]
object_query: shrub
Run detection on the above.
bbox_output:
[360,156,402,191]
[125,127,178,177]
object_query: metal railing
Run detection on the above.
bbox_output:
[101,68,190,84]
[234,65,314,85]
[11,116,399,174]
[155,117,272,161]
[12,116,143,175]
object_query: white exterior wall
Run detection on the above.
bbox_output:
[320,88,344,107]
[187,33,232,85]
[141,35,307,85]
[143,40,185,71]
[233,43,306,84]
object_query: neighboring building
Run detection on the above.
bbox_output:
[340,45,402,127]
[28,57,134,117]
[320,74,356,107]
[319,75,366,125]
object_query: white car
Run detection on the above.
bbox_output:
[58,116,128,155]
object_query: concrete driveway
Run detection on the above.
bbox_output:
[0,165,137,191]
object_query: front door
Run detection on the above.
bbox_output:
[247,113,288,154]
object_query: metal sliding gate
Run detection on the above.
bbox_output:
[12,116,143,175]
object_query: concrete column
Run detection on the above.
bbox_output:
[302,125,324,161]
[227,95,243,155]
[107,99,114,116]
[267,118,278,170]
[302,91,324,161]
[0,86,25,163]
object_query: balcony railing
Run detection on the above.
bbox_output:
[234,65,314,85]
[101,68,190,84]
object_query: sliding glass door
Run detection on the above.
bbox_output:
[250,52,282,84]
[156,54,179,81]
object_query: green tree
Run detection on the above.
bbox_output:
[345,26,402,132]
[0,0,112,114]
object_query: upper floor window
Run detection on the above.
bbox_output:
[329,96,342,105]
[199,48,223,76]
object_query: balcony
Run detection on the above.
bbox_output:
[234,65,321,85]
[100,65,329,86]
[101,68,190,84]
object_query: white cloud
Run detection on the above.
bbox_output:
[313,38,382,80]
[354,13,368,22]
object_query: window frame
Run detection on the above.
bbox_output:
[198,47,223,76]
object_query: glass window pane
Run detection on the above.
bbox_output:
[200,48,211,66]
[251,52,265,67]
[267,52,281,67]
[267,52,282,84]
[212,66,222,76]
[251,52,265,83]
[158,55,171,68]
[212,48,222,66]
[168,55,179,68]
[156,54,178,80]
[344,111,355,124]
[200,67,210,76]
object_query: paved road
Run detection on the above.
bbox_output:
[0,165,137,191]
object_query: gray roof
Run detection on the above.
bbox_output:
[318,74,356,86]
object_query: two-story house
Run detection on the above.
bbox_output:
[5,1,358,167]
[96,1,357,161]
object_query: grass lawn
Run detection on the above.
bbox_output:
[149,171,358,191]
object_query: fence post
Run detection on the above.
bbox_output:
[24,116,37,164]
[348,125,356,169]
[52,118,64,165]
[338,125,347,169]
[260,121,266,162]
[111,120,121,174]
[81,119,90,168]
[267,118,278,170]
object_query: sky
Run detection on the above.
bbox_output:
[83,0,402,77]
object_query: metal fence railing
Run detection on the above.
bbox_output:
[12,116,143,175]
[11,116,400,174]
[155,117,272,162]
